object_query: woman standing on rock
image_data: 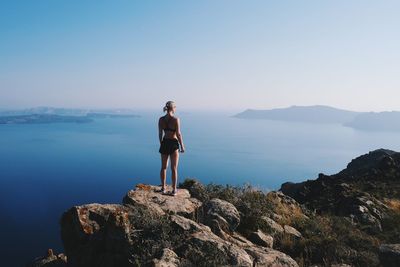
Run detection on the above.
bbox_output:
[158,101,185,196]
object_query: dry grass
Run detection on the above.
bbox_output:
[383,198,400,212]
[266,192,305,226]
[135,183,152,191]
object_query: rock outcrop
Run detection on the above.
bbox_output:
[58,184,298,267]
[280,149,400,231]
[203,198,241,233]
[60,204,134,267]
[248,230,274,248]
[26,249,67,267]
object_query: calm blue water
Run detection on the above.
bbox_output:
[1,110,400,266]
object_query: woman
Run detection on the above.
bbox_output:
[158,101,185,196]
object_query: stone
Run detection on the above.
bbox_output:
[261,216,284,235]
[170,214,210,233]
[151,248,180,267]
[203,198,241,232]
[248,230,274,248]
[176,230,254,266]
[283,225,302,239]
[177,228,298,267]
[172,216,298,266]
[244,246,299,267]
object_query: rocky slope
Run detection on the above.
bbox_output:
[281,149,400,232]
[28,149,400,267]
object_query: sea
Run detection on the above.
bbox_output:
[1,109,400,266]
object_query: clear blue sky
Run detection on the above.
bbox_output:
[1,1,399,111]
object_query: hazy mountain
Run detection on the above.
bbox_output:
[0,106,139,116]
[0,114,93,124]
[344,111,400,132]
[0,107,140,124]
[233,105,360,124]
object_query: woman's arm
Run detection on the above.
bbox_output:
[158,118,163,144]
[176,118,185,152]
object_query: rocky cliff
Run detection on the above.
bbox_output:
[29,184,299,267]
[281,149,400,232]
[28,149,400,267]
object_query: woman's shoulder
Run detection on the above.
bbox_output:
[159,115,180,121]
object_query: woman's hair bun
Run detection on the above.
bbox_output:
[163,101,175,112]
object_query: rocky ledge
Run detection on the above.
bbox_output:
[30,184,298,267]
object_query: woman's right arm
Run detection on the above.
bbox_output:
[158,118,163,144]
[176,118,185,152]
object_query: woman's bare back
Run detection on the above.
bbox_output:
[159,114,178,140]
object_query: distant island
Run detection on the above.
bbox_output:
[0,106,140,117]
[0,114,93,124]
[233,105,400,132]
[343,111,400,132]
[0,107,140,124]
[85,112,139,119]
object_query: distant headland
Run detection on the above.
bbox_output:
[233,105,400,132]
[0,107,140,124]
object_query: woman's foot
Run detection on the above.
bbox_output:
[155,185,167,194]
[171,188,178,196]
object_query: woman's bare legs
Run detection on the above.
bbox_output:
[170,150,180,191]
[160,154,169,189]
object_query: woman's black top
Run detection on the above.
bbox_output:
[163,116,176,132]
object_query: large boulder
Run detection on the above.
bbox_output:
[170,215,297,266]
[248,230,274,248]
[203,198,241,232]
[123,184,202,219]
[60,204,134,267]
[170,214,211,233]
[260,216,284,235]
[176,229,254,266]
[379,244,400,267]
[283,225,302,239]
[244,245,299,267]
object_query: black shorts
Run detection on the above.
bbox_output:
[159,138,180,155]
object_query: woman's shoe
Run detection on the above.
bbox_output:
[171,188,178,196]
[155,186,167,194]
